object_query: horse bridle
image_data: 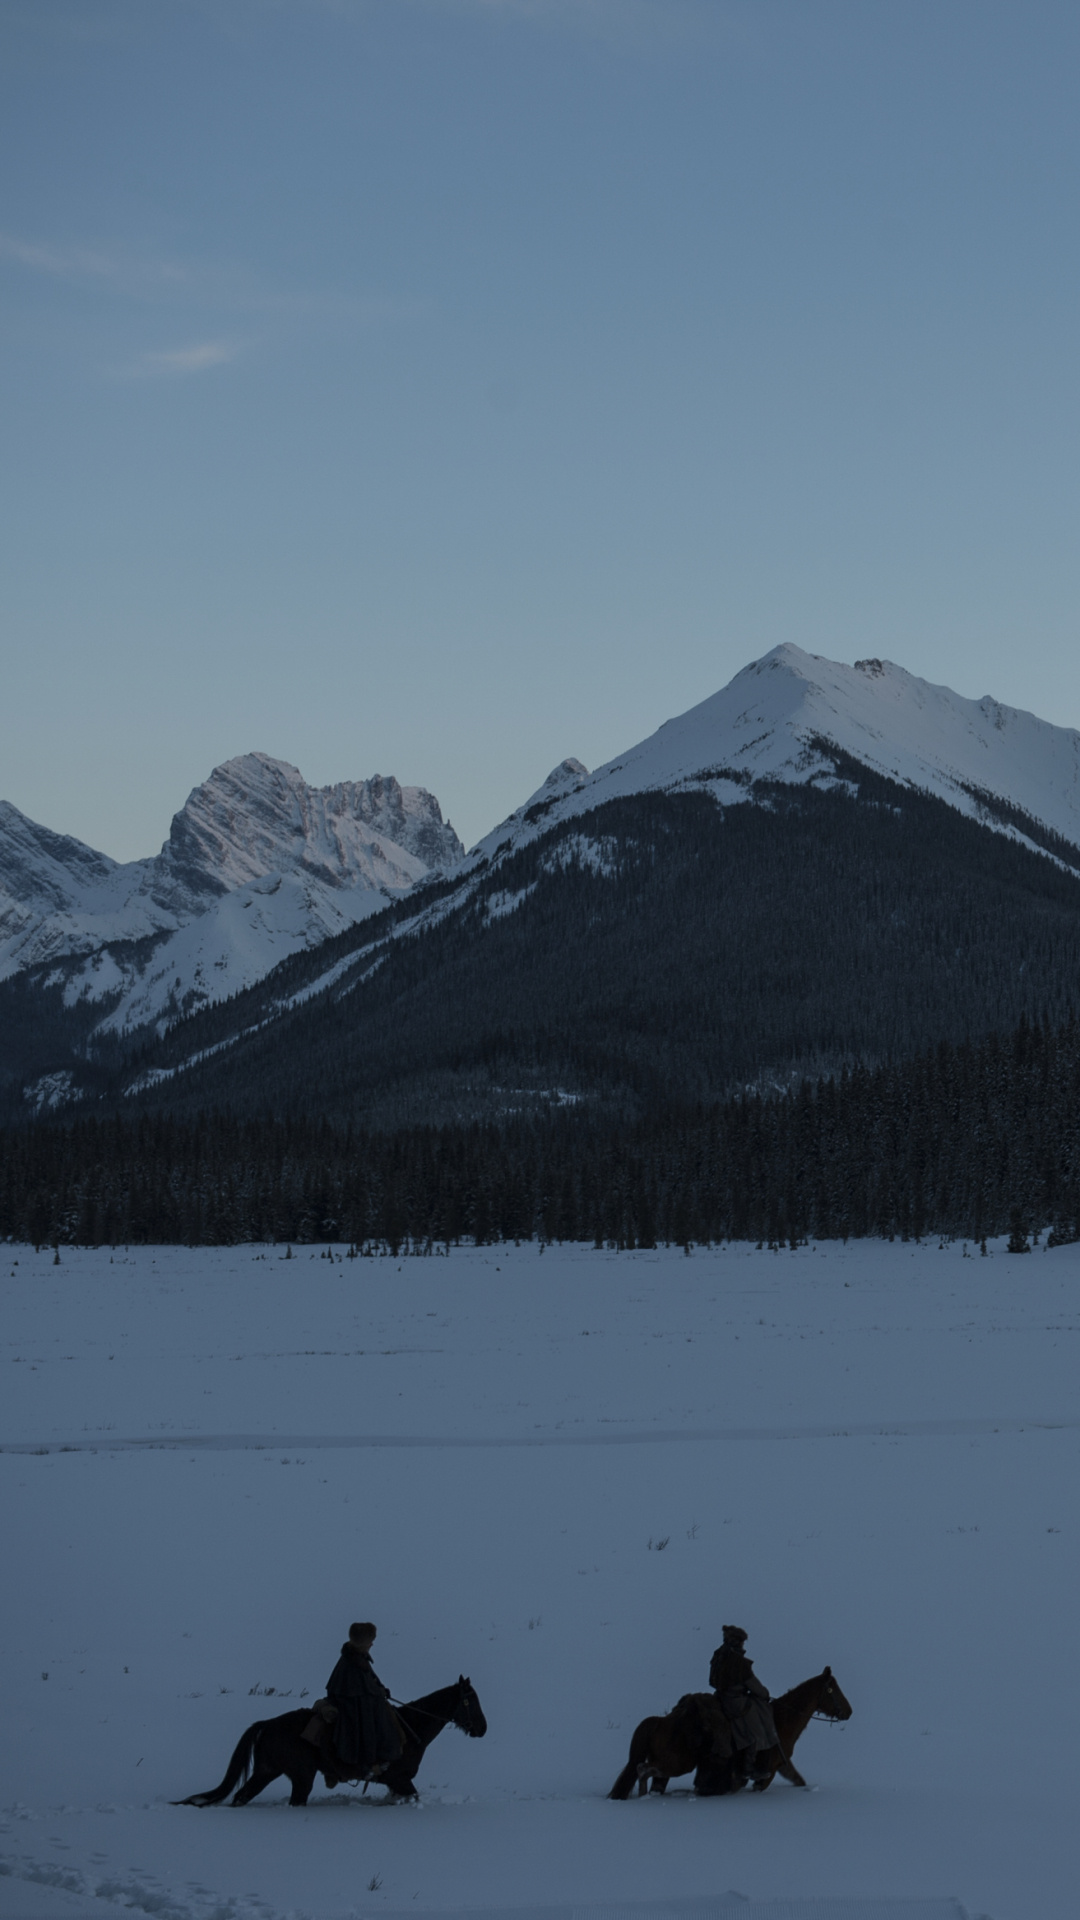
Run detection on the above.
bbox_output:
[389,1684,475,1730]
[810,1696,846,1724]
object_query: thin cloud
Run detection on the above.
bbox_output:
[134,341,238,376]
[0,227,410,325]
[0,229,190,292]
[0,232,120,279]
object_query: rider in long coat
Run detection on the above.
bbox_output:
[325,1622,403,1777]
[708,1623,779,1781]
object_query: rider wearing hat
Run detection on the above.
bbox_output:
[708,1624,779,1784]
[323,1622,403,1782]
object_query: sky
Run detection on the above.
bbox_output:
[2,0,1080,861]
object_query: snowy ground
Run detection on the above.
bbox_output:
[2,1237,1077,1920]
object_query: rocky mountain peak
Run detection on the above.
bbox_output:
[161,752,464,897]
[0,751,465,1025]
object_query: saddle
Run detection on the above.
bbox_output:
[299,1697,403,1786]
[300,1698,338,1747]
[669,1691,736,1758]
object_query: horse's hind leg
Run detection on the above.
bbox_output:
[694,1759,738,1797]
[633,1763,667,1796]
[608,1763,639,1800]
[231,1765,278,1806]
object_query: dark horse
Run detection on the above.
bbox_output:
[608,1666,852,1799]
[179,1677,487,1807]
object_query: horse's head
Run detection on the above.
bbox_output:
[815,1666,853,1721]
[452,1675,488,1739]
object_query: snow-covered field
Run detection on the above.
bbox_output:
[2,1238,1077,1920]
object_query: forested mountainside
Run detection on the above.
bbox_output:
[10,644,1080,1130]
[51,760,1080,1130]
[4,1011,1077,1250]
[11,749,1080,1247]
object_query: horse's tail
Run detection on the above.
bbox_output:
[175,1721,264,1807]
[608,1718,655,1800]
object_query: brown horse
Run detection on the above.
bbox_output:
[178,1677,486,1807]
[608,1665,852,1799]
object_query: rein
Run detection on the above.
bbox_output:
[389,1694,460,1725]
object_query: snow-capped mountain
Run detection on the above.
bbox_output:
[11,645,1080,1122]
[0,753,464,1032]
[472,645,1080,866]
[163,753,463,898]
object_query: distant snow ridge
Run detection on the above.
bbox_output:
[1,753,464,1033]
[479,757,591,849]
[471,646,1080,867]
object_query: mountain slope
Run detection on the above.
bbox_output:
[0,756,464,1105]
[72,756,465,1035]
[104,765,1080,1128]
[472,645,1080,868]
[11,645,1080,1126]
[0,804,180,973]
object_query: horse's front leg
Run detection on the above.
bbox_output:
[763,1743,806,1788]
[289,1757,318,1806]
[380,1762,420,1802]
[650,1775,669,1795]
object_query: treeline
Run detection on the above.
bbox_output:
[3,1013,1079,1249]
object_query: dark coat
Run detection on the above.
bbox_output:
[325,1644,403,1774]
[708,1642,747,1695]
[708,1644,779,1754]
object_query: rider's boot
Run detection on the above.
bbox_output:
[320,1729,342,1789]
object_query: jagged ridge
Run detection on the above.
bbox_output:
[0,755,464,1044]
